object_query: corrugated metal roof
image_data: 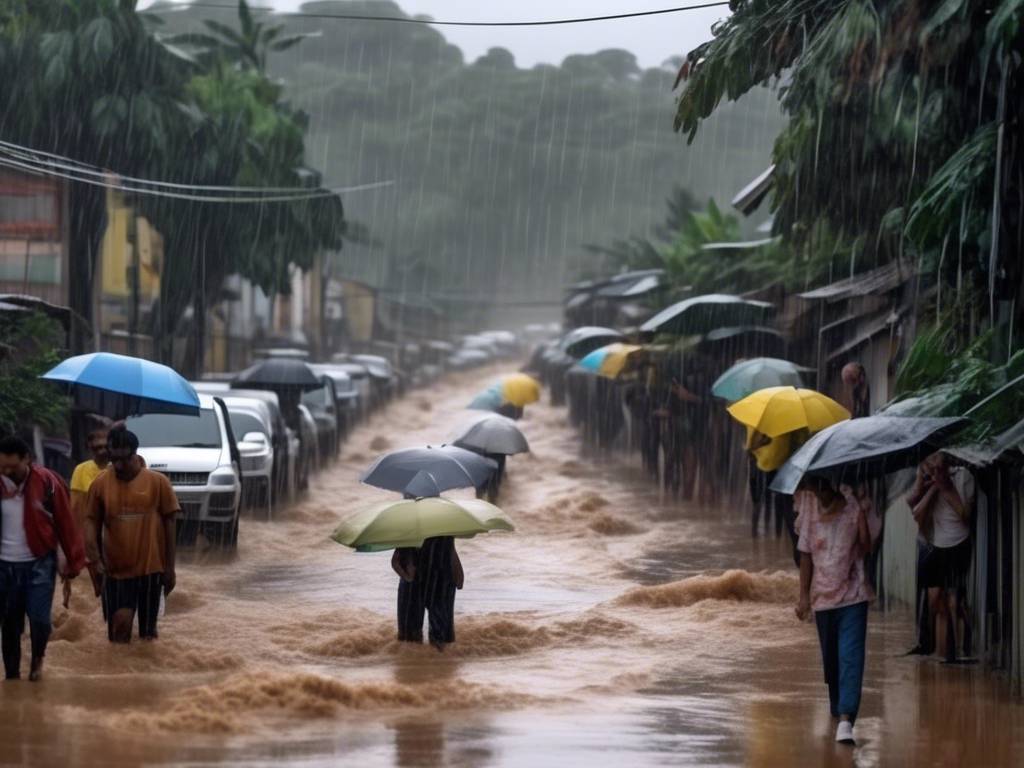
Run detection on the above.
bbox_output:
[799,262,914,302]
[700,237,778,251]
[947,419,1024,467]
[732,165,775,215]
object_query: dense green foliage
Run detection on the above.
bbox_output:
[0,0,343,366]
[0,313,68,434]
[154,1,783,305]
[673,0,1023,328]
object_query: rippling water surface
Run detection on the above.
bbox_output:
[2,366,1022,767]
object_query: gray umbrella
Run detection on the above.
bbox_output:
[454,415,530,456]
[640,294,773,337]
[770,416,967,495]
[233,358,322,391]
[361,445,497,494]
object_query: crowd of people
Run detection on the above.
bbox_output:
[547,345,978,746]
[0,345,981,749]
[0,426,177,680]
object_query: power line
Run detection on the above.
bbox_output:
[0,139,370,197]
[173,2,731,27]
[0,153,393,203]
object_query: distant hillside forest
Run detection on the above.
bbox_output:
[154,1,782,305]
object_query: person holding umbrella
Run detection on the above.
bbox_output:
[794,476,879,746]
[391,536,464,651]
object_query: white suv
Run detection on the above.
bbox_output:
[127,394,242,549]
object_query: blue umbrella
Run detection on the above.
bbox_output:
[578,346,609,373]
[41,352,199,418]
[468,386,505,412]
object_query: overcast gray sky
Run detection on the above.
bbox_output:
[143,1,729,68]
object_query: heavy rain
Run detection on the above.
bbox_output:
[0,1,1023,766]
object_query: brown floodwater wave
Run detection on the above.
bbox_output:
[3,362,1024,767]
[616,569,798,609]
[107,672,542,734]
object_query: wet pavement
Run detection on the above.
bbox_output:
[2,365,1022,767]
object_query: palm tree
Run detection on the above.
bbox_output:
[165,0,312,73]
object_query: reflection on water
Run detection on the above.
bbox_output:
[1,366,1022,766]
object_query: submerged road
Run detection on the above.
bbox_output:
[2,365,1023,766]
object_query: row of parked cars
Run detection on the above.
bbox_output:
[126,337,526,550]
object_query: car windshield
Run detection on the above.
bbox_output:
[301,386,329,410]
[126,410,221,449]
[229,412,267,440]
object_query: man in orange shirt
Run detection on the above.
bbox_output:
[85,428,178,643]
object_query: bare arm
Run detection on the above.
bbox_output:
[911,485,939,526]
[163,514,177,595]
[391,550,415,581]
[84,495,103,568]
[856,506,871,554]
[906,465,931,508]
[451,544,464,589]
[796,552,813,620]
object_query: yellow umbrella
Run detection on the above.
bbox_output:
[727,386,850,438]
[498,373,541,407]
[598,343,645,378]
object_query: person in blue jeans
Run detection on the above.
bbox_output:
[0,436,85,681]
[794,477,880,746]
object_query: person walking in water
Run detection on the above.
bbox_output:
[70,428,110,600]
[391,536,464,651]
[85,428,179,643]
[0,436,85,681]
[794,477,879,746]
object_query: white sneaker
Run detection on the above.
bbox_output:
[835,720,855,745]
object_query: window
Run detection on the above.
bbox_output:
[126,410,221,449]
[229,411,268,440]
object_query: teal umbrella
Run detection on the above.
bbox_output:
[712,358,811,403]
[468,386,504,412]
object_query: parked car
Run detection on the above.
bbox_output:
[309,365,361,442]
[301,376,340,463]
[197,383,300,503]
[221,396,277,517]
[127,394,242,549]
[348,354,396,408]
[326,360,372,421]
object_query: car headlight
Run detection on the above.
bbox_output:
[209,469,237,486]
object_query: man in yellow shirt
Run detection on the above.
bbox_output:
[70,429,110,598]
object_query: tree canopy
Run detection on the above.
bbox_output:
[154,1,783,306]
[674,0,1023,337]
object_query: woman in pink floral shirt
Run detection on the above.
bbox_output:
[794,477,879,746]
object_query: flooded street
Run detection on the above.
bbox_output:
[3,366,1023,767]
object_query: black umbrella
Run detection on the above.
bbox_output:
[454,415,530,456]
[233,359,322,391]
[640,294,773,337]
[561,326,624,358]
[361,445,497,494]
[770,416,967,495]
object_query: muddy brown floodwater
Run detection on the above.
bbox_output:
[2,366,1023,767]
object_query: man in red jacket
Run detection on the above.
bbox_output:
[0,436,85,681]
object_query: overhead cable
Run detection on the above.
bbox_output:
[0,154,393,203]
[173,2,731,27]
[0,139,363,196]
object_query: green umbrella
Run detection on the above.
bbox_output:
[331,497,515,552]
[711,357,811,402]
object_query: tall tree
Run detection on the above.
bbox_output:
[673,0,1023,339]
